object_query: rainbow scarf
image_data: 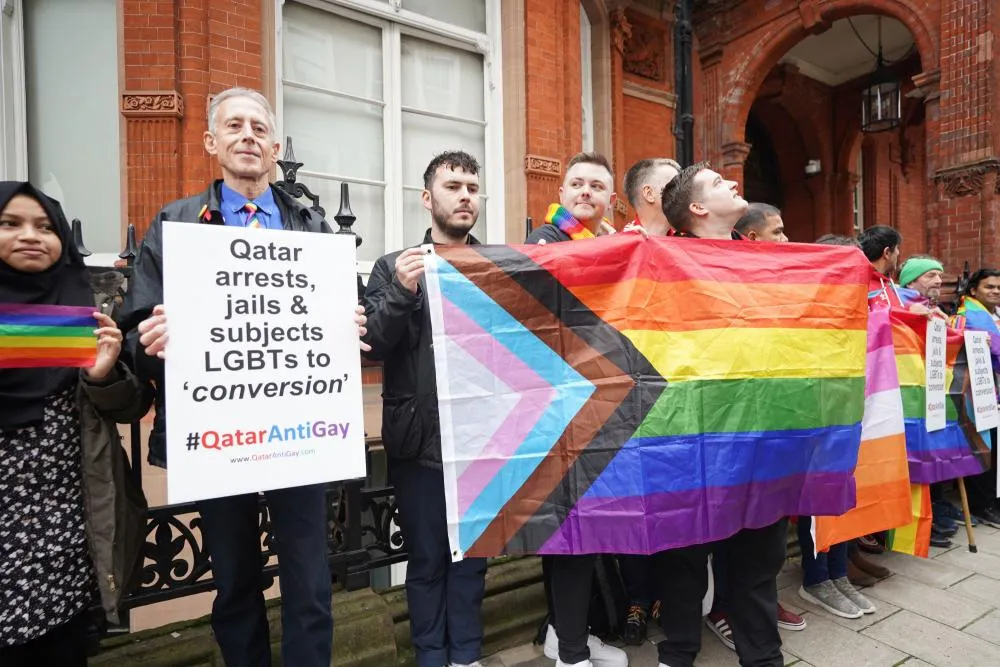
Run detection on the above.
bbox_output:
[0,303,97,368]
[425,234,871,557]
[545,204,596,240]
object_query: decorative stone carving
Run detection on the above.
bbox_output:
[934,159,999,198]
[623,14,666,82]
[525,155,561,178]
[911,69,941,102]
[121,92,184,118]
[611,8,632,54]
[721,141,752,168]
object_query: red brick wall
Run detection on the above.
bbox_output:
[524,0,584,222]
[123,0,264,238]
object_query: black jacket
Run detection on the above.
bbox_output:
[118,180,332,467]
[362,229,480,468]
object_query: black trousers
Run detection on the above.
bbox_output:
[654,519,788,667]
[542,554,597,663]
[965,433,999,514]
[0,610,89,667]
[197,484,333,667]
[391,461,487,667]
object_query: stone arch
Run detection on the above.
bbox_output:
[721,0,938,151]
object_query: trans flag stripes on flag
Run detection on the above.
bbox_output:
[424,234,871,558]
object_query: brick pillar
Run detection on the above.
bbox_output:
[932,0,997,272]
[122,0,182,237]
[122,0,265,239]
[524,0,572,222]
[609,8,631,225]
[699,45,724,172]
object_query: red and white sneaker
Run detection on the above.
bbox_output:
[776,603,807,631]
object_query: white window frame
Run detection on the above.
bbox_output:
[276,0,505,275]
[0,0,28,181]
[580,3,594,152]
[0,0,122,265]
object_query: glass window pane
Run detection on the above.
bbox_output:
[25,0,121,255]
[283,4,383,101]
[401,37,484,119]
[402,113,485,192]
[401,193,487,249]
[284,86,384,182]
[299,176,386,263]
[402,0,486,33]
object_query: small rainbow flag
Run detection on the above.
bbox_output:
[0,303,97,369]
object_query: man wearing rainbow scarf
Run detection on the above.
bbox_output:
[527,152,628,667]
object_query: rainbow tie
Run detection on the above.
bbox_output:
[243,202,262,229]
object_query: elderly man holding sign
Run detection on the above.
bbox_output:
[118,87,368,667]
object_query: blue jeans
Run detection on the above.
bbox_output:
[197,484,333,667]
[797,516,848,587]
[392,461,487,667]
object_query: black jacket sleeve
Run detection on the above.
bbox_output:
[117,213,166,384]
[362,253,420,361]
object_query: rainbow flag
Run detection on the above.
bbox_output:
[814,308,911,552]
[885,483,932,558]
[892,310,991,483]
[951,296,1000,362]
[0,303,97,369]
[425,234,871,557]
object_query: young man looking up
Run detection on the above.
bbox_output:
[652,163,786,667]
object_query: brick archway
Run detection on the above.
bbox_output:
[715,0,938,161]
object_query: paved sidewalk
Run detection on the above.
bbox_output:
[485,522,1000,667]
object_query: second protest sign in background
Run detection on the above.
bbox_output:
[162,223,365,503]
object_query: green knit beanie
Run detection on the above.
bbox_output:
[899,257,944,287]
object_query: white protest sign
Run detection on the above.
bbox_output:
[162,223,366,503]
[925,318,947,432]
[964,330,1000,433]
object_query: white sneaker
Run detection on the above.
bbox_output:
[544,624,559,659]
[544,626,628,667]
[448,663,483,667]
[588,635,628,667]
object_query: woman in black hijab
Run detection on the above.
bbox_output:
[0,182,149,666]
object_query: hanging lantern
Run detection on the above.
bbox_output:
[860,17,902,133]
[861,66,902,132]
